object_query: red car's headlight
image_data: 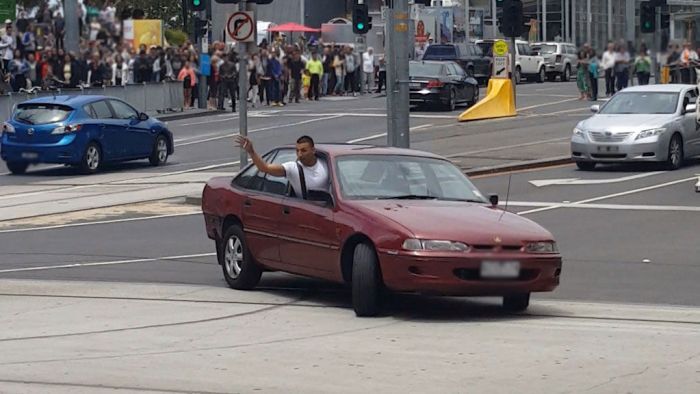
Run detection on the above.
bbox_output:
[525,241,558,253]
[402,239,469,252]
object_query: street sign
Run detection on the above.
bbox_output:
[355,35,366,53]
[493,40,508,57]
[0,0,15,23]
[200,54,211,77]
[227,11,255,42]
[493,56,508,78]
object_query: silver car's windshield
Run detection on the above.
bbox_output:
[599,92,679,114]
[335,155,488,202]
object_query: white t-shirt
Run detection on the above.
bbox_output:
[282,160,329,198]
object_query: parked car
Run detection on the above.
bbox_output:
[409,60,480,111]
[0,95,174,175]
[571,84,700,170]
[532,41,578,82]
[476,39,546,84]
[421,43,492,84]
[201,144,563,317]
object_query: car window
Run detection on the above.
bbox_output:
[83,104,98,119]
[232,151,275,190]
[453,63,466,77]
[410,62,445,77]
[13,104,73,125]
[109,100,138,120]
[91,100,114,119]
[263,149,296,196]
[335,155,487,202]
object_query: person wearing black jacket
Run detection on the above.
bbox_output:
[288,50,305,103]
[218,52,238,112]
[322,46,333,96]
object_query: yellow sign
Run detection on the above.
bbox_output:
[396,23,408,32]
[493,40,508,56]
[133,20,163,49]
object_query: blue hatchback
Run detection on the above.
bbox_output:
[0,95,174,174]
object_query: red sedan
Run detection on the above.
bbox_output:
[201,144,562,316]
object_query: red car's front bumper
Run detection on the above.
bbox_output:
[378,252,562,296]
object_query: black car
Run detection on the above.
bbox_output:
[421,43,492,83]
[409,61,479,111]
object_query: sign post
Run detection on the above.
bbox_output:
[228,6,256,166]
[492,39,509,79]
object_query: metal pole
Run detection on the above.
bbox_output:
[511,35,517,107]
[607,0,612,45]
[386,5,396,146]
[585,0,590,46]
[571,0,576,45]
[543,0,547,42]
[395,0,410,148]
[197,10,208,109]
[465,0,470,41]
[564,0,569,42]
[492,0,497,38]
[64,0,80,53]
[239,0,255,166]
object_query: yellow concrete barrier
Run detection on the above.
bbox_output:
[458,78,516,122]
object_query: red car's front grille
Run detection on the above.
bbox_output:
[471,244,522,252]
[453,268,539,282]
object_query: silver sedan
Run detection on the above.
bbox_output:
[571,84,700,170]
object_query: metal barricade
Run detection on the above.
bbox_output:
[0,81,185,121]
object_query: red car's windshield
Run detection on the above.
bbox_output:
[335,155,488,202]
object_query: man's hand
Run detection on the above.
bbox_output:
[235,135,254,154]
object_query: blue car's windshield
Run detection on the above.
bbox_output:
[14,104,73,125]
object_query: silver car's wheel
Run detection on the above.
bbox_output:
[667,134,683,170]
[562,65,571,82]
[537,67,546,83]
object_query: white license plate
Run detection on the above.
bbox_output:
[21,152,38,159]
[480,261,520,279]
[597,145,619,152]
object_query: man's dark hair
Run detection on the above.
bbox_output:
[296,135,314,146]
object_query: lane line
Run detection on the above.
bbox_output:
[346,123,435,144]
[519,176,698,215]
[529,171,666,187]
[176,115,343,147]
[0,211,202,234]
[517,97,579,111]
[0,253,216,274]
[500,201,700,212]
[179,116,238,127]
[446,137,569,158]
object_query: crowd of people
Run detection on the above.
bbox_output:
[575,39,700,101]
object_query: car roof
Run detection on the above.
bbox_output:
[20,95,112,108]
[278,143,446,160]
[620,84,695,93]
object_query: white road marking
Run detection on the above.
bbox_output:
[517,97,579,111]
[0,211,202,234]
[501,201,700,212]
[0,253,216,274]
[695,176,700,192]
[346,123,435,144]
[176,115,343,147]
[519,176,698,215]
[529,171,666,187]
[446,137,569,158]
[180,116,238,126]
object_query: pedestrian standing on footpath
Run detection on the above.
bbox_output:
[362,47,375,94]
[577,44,590,100]
[602,42,616,96]
[634,44,651,86]
[588,49,599,101]
[306,52,323,101]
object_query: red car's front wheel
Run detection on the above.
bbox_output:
[352,243,383,317]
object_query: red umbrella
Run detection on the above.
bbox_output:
[267,22,321,33]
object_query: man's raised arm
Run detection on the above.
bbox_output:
[235,136,286,177]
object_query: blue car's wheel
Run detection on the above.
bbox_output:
[79,142,102,174]
[7,161,28,175]
[149,135,169,166]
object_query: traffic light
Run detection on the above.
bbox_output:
[640,1,655,33]
[213,0,274,3]
[499,0,526,38]
[194,18,210,37]
[352,2,372,34]
[661,13,670,29]
[496,0,505,7]
[188,0,206,11]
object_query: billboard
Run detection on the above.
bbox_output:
[124,19,164,50]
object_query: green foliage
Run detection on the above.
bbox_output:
[165,28,188,46]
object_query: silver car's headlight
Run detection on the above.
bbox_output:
[402,239,470,252]
[635,128,665,140]
[525,241,558,254]
[573,127,585,137]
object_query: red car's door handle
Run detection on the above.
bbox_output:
[244,199,252,207]
[282,206,290,214]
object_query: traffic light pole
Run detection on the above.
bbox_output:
[197,10,208,109]
[511,35,517,106]
[394,0,410,149]
[385,5,396,147]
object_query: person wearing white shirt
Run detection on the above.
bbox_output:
[235,135,329,199]
[601,42,616,97]
[362,47,375,94]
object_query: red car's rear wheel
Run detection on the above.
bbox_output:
[220,225,262,290]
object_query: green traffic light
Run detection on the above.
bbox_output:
[193,0,201,5]
[357,23,364,30]
[644,22,651,28]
